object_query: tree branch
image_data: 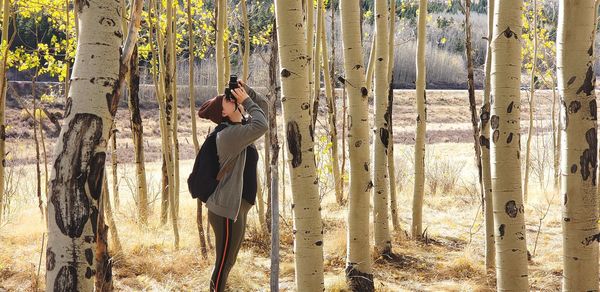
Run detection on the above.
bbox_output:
[121,0,144,66]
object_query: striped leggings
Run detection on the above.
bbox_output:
[208,199,252,292]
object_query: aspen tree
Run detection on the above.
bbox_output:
[340,0,374,289]
[558,0,599,290]
[372,0,391,256]
[412,0,427,238]
[46,0,143,289]
[274,0,325,289]
[490,0,529,289]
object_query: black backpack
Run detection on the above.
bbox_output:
[188,124,230,202]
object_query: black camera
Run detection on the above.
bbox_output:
[225,75,239,102]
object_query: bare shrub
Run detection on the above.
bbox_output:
[424,147,465,195]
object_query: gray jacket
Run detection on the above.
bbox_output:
[205,85,269,220]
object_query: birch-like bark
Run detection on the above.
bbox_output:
[319,4,342,206]
[481,0,495,271]
[0,0,10,227]
[387,0,399,231]
[558,1,599,290]
[490,0,529,289]
[128,45,149,224]
[523,0,538,202]
[340,0,374,289]
[46,0,143,287]
[275,0,325,289]
[372,0,391,257]
[411,0,427,238]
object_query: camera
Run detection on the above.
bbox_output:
[225,75,239,102]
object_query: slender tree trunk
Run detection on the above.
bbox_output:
[128,45,149,225]
[481,0,495,272]
[523,0,538,202]
[465,0,482,201]
[319,5,342,206]
[372,0,391,257]
[311,0,323,129]
[306,0,315,113]
[552,76,559,190]
[65,0,71,101]
[33,75,44,220]
[46,0,142,288]
[256,172,267,231]
[265,129,273,233]
[166,0,180,248]
[340,0,374,289]
[387,0,399,231]
[241,0,250,81]
[111,129,119,210]
[490,0,529,289]
[365,34,376,93]
[95,173,111,292]
[102,169,122,254]
[268,24,281,288]
[411,0,427,239]
[275,0,325,289]
[0,0,10,227]
[216,0,226,94]
[558,0,599,290]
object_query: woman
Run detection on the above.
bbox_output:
[197,80,268,292]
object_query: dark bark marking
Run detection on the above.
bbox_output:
[355,140,362,148]
[379,127,389,147]
[85,267,93,279]
[499,224,505,238]
[561,100,569,130]
[507,132,513,144]
[286,121,302,168]
[515,231,525,240]
[507,102,514,113]
[361,87,368,97]
[505,200,518,218]
[490,115,499,130]
[568,101,581,114]
[590,100,597,120]
[65,97,73,118]
[301,102,310,110]
[588,44,594,56]
[480,103,490,127]
[576,65,595,96]
[87,153,106,201]
[564,217,571,222]
[563,193,568,205]
[365,181,374,192]
[50,114,103,238]
[492,130,499,143]
[571,164,577,173]
[46,248,56,271]
[85,248,94,266]
[479,136,490,149]
[581,233,600,245]
[501,27,518,39]
[315,240,323,246]
[580,128,597,184]
[364,162,369,172]
[90,205,98,238]
[54,265,77,291]
[353,64,363,70]
[99,17,116,27]
[567,76,577,86]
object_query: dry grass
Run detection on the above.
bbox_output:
[0,89,593,291]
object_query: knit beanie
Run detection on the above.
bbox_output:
[198,95,225,125]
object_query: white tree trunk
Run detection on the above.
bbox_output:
[274,0,324,290]
[481,0,495,272]
[490,0,529,290]
[340,0,374,289]
[412,0,427,238]
[372,0,391,256]
[0,0,10,227]
[558,0,599,290]
[46,0,122,289]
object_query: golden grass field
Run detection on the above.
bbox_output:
[0,90,591,291]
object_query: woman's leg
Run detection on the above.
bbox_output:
[208,201,253,292]
[208,210,233,292]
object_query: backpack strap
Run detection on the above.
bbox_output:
[216,159,235,181]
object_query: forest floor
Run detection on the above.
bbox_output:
[0,90,580,291]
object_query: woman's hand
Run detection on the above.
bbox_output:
[232,83,249,103]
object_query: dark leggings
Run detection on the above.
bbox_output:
[208,199,252,292]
